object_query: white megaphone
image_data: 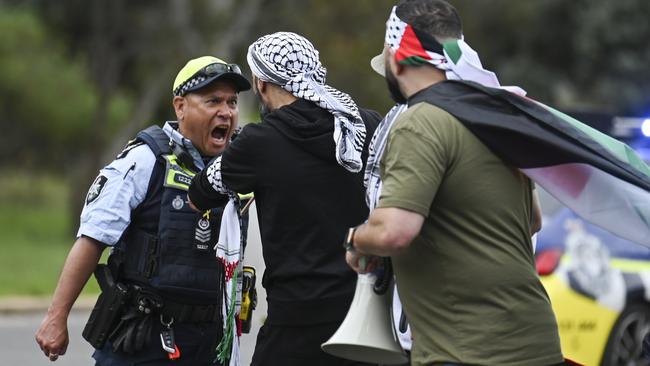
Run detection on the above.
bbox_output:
[321,272,408,364]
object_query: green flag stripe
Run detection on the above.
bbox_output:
[540,103,650,177]
[400,56,432,66]
[442,40,462,64]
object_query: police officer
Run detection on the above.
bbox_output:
[35,56,251,366]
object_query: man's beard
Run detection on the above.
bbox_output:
[255,90,271,119]
[385,65,407,104]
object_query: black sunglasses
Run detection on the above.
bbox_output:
[198,62,242,77]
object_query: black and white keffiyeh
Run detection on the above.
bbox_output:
[364,104,407,209]
[361,103,413,352]
[247,31,367,172]
[203,158,243,366]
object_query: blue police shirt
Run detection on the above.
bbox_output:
[77,121,206,246]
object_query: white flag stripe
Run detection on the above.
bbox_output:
[524,164,650,246]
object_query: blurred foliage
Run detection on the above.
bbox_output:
[248,0,395,114]
[0,172,106,295]
[571,0,650,116]
[0,170,68,209]
[2,0,648,163]
[0,0,649,232]
[0,6,131,169]
[453,0,650,115]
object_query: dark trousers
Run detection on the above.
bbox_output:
[250,322,378,366]
[93,321,222,366]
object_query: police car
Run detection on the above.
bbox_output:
[535,121,650,366]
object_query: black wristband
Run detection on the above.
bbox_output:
[188,172,227,210]
[343,226,357,252]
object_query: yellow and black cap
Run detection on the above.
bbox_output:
[172,56,251,96]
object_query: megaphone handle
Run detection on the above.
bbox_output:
[373,257,393,295]
[399,310,408,333]
[359,256,368,272]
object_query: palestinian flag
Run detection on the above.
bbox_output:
[409,80,650,247]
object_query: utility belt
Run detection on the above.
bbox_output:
[126,284,222,324]
[159,296,221,324]
[82,264,221,356]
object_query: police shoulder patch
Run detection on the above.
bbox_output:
[86,175,108,205]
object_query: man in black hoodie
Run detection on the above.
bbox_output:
[188,32,380,366]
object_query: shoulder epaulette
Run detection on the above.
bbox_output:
[135,125,172,158]
[116,139,145,159]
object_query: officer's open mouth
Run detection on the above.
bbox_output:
[211,125,229,141]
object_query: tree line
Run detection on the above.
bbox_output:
[1,0,649,225]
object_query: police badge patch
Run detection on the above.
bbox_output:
[86,175,108,204]
[172,195,184,210]
[194,210,212,251]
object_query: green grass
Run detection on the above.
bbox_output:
[0,172,102,296]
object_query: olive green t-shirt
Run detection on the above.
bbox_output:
[378,103,563,366]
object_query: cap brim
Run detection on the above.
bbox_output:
[370,53,385,77]
[187,72,252,94]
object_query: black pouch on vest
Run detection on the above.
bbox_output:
[82,264,130,349]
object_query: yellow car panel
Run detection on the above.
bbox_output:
[541,274,619,366]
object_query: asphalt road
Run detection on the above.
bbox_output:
[2,310,96,366]
[1,202,267,366]
[1,309,265,365]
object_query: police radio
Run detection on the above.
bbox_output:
[170,141,198,172]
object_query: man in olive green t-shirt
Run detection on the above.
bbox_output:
[345,1,564,365]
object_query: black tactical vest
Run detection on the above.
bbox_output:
[113,125,227,304]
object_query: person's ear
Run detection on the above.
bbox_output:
[256,78,267,94]
[387,48,403,75]
[173,96,186,122]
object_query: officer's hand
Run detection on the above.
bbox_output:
[35,313,69,362]
[346,251,379,274]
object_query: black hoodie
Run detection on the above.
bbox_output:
[216,98,380,325]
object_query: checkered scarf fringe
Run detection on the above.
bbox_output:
[205,157,243,366]
[247,31,367,172]
[364,104,407,209]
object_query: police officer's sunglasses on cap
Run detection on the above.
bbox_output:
[197,62,242,77]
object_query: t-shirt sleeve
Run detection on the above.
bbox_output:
[76,145,156,245]
[377,104,454,217]
[221,124,258,194]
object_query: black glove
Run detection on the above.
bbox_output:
[133,314,153,352]
[109,308,139,354]
[109,308,153,354]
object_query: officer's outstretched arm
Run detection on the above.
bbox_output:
[35,236,106,361]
